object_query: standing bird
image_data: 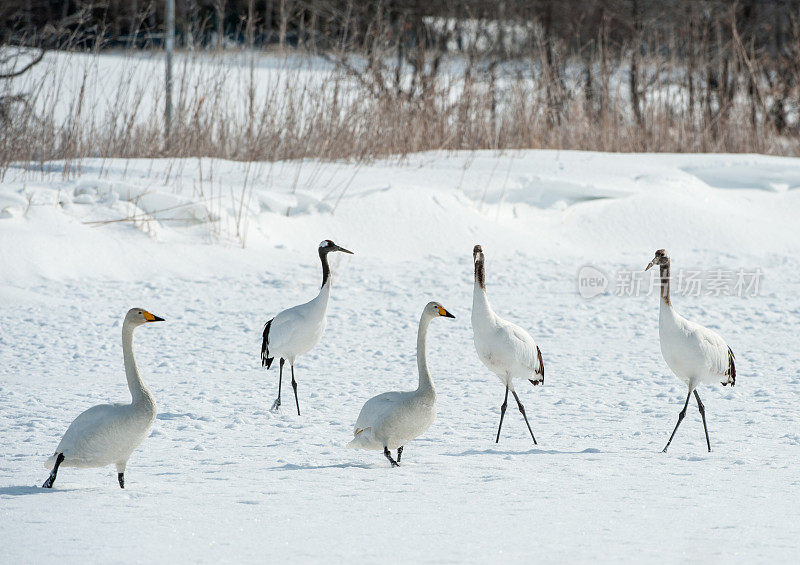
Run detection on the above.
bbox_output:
[42,308,164,489]
[471,245,544,444]
[646,249,736,453]
[347,301,455,467]
[261,239,353,415]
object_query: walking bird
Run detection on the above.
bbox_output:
[646,249,736,453]
[261,239,353,415]
[347,301,455,467]
[42,308,164,489]
[471,245,544,444]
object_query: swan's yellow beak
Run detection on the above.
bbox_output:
[437,306,455,319]
[143,311,165,322]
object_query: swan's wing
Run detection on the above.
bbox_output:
[56,403,127,450]
[353,391,405,435]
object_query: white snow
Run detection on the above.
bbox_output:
[1,150,799,562]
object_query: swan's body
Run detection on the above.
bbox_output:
[646,249,735,453]
[471,245,543,443]
[261,240,353,415]
[42,308,164,488]
[347,302,454,466]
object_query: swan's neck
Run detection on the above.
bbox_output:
[122,324,153,406]
[659,260,672,307]
[416,314,435,397]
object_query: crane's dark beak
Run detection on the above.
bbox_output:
[336,245,354,255]
[645,258,657,271]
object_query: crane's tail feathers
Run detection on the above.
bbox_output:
[530,346,545,386]
[261,319,274,368]
[722,346,736,386]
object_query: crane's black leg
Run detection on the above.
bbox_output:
[495,385,510,443]
[291,365,300,416]
[271,359,284,411]
[397,446,403,463]
[663,389,692,453]
[511,390,538,445]
[42,453,64,488]
[694,390,711,452]
[384,446,399,467]
[118,473,125,489]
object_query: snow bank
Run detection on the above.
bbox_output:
[2,151,800,284]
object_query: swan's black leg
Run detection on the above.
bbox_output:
[271,359,284,411]
[118,473,125,489]
[663,389,692,452]
[42,453,64,488]
[397,446,403,463]
[291,365,300,416]
[384,446,399,467]
[511,390,538,445]
[495,385,509,443]
[694,390,711,452]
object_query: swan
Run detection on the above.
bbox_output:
[347,301,455,466]
[42,308,164,488]
[261,239,353,415]
[471,245,544,444]
[646,249,736,452]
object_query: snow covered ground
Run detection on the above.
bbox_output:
[1,151,799,562]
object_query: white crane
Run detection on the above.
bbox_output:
[42,308,164,489]
[347,301,455,467]
[646,249,736,453]
[471,245,544,444]
[261,239,353,415]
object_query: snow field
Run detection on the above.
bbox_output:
[1,150,799,562]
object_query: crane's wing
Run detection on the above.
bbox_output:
[261,318,274,368]
[261,303,312,355]
[506,323,544,383]
[697,328,736,386]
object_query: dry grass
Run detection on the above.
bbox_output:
[1,44,798,180]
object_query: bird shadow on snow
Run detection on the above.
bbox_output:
[0,485,77,496]
[444,447,603,457]
[272,462,376,471]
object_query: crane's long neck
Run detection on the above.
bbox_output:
[659,259,672,307]
[416,313,435,397]
[319,248,332,288]
[472,254,493,318]
[122,324,153,406]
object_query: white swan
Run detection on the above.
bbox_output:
[261,239,353,415]
[42,308,164,488]
[646,249,736,453]
[471,245,544,444]
[347,301,455,466]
